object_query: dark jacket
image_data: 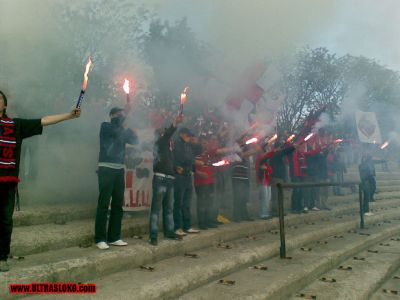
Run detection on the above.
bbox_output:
[306,150,328,179]
[153,125,176,176]
[173,137,196,176]
[270,146,295,180]
[98,122,138,165]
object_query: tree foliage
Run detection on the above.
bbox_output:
[139,18,209,108]
[277,47,346,133]
[277,47,400,134]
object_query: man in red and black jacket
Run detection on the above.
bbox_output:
[0,90,81,272]
[288,143,308,213]
[194,136,216,230]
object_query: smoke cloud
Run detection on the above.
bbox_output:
[1,0,400,203]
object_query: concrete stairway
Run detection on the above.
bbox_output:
[1,165,400,299]
[291,233,400,300]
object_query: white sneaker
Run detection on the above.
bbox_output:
[185,228,200,234]
[303,207,309,213]
[364,212,374,216]
[311,207,320,211]
[109,240,128,246]
[96,242,110,250]
[175,229,187,237]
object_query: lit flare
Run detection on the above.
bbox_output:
[334,139,343,144]
[267,134,278,144]
[123,79,130,94]
[304,133,314,142]
[180,86,189,104]
[287,134,295,143]
[381,141,389,149]
[82,57,93,91]
[212,160,230,167]
[245,137,258,145]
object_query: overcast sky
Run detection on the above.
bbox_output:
[141,0,400,70]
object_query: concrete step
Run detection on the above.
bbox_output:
[12,174,400,228]
[10,214,148,257]
[179,218,400,300]
[346,172,400,181]
[377,179,400,186]
[0,201,400,298]
[376,185,400,193]
[370,266,400,300]
[9,190,400,257]
[13,203,96,227]
[292,235,400,299]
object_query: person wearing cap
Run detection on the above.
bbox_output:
[95,107,138,250]
[173,127,200,236]
[148,115,184,246]
[0,90,81,272]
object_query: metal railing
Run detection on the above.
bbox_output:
[277,181,362,259]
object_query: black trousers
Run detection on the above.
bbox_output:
[232,179,250,221]
[95,167,125,243]
[0,182,17,261]
[361,179,372,213]
[291,177,304,212]
[195,184,214,228]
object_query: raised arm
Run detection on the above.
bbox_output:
[41,108,81,126]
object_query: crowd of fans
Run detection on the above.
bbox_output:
[141,107,381,246]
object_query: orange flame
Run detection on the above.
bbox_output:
[381,141,389,149]
[334,138,344,144]
[267,134,278,144]
[304,132,314,141]
[123,79,130,94]
[212,159,230,167]
[286,134,295,143]
[245,137,258,145]
[180,86,189,104]
[82,57,93,91]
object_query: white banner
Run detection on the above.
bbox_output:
[123,129,154,211]
[355,110,382,144]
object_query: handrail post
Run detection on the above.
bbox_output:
[358,184,365,229]
[277,183,286,258]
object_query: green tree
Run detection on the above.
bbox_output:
[139,18,209,109]
[277,47,346,133]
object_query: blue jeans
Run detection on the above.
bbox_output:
[174,175,193,231]
[149,175,175,239]
[259,185,271,218]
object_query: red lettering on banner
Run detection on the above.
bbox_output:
[3,127,14,136]
[126,171,133,188]
[129,190,135,207]
[135,191,140,207]
[143,191,149,206]
[3,147,14,158]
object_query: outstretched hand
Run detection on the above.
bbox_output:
[70,108,81,119]
[174,114,184,126]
